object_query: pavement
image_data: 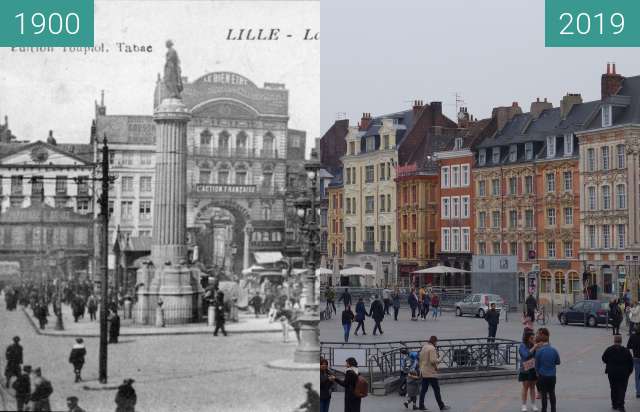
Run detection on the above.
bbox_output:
[321,305,640,412]
[23,303,282,337]
[0,300,316,412]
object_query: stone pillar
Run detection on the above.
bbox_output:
[151,98,190,265]
[243,224,252,270]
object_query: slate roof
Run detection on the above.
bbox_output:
[585,74,640,129]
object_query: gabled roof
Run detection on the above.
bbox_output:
[0,140,94,165]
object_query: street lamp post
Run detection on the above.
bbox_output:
[291,148,321,364]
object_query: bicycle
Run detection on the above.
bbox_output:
[322,302,334,321]
[535,306,549,325]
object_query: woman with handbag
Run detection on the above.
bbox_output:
[519,330,539,411]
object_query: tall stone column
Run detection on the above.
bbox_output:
[243,224,252,270]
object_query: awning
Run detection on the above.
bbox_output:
[241,264,265,275]
[340,266,376,276]
[316,267,333,275]
[413,265,470,274]
[253,252,284,265]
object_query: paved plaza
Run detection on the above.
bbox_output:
[320,304,640,412]
[0,301,314,412]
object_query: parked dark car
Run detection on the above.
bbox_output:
[558,300,609,327]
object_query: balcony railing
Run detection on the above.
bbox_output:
[363,240,375,253]
[195,146,278,159]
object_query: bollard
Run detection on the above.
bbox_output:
[208,305,215,327]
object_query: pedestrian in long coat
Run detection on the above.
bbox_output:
[36,302,48,330]
[610,299,624,336]
[213,291,227,336]
[12,365,31,412]
[86,295,98,321]
[602,334,634,412]
[368,295,385,335]
[5,336,23,388]
[108,309,120,343]
[115,378,137,412]
[72,295,85,322]
[31,367,53,412]
[68,338,86,382]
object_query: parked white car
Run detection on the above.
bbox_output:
[455,293,505,318]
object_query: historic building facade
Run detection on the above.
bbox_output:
[577,65,640,301]
[94,71,307,273]
[326,174,344,285]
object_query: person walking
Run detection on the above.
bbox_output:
[368,295,385,336]
[213,291,228,336]
[5,335,23,388]
[248,292,263,318]
[332,357,362,412]
[108,309,120,343]
[403,354,420,410]
[354,297,367,336]
[602,334,634,411]
[418,287,426,319]
[418,335,450,411]
[68,337,86,382]
[430,293,440,320]
[534,328,560,412]
[519,331,539,412]
[525,293,537,323]
[408,288,419,321]
[341,305,355,342]
[392,288,401,321]
[36,301,48,330]
[339,288,352,309]
[86,294,98,321]
[66,396,86,412]
[31,367,53,412]
[422,291,431,321]
[484,303,500,343]
[12,365,31,412]
[628,302,640,335]
[320,358,334,412]
[610,298,624,336]
[115,378,137,412]
[325,286,337,316]
[382,287,392,316]
[628,324,640,399]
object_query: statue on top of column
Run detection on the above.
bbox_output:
[163,40,183,99]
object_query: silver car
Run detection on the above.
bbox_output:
[455,293,504,318]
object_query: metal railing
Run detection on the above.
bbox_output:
[321,337,520,383]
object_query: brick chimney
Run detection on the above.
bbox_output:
[358,112,372,131]
[560,93,583,119]
[530,97,553,119]
[430,101,442,117]
[601,63,624,99]
[412,100,424,117]
[492,102,522,132]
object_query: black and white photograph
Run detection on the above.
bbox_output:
[0,1,320,411]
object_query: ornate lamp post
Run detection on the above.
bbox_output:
[291,148,321,364]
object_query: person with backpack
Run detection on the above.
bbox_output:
[408,288,419,321]
[368,295,385,335]
[333,357,366,412]
[418,336,450,411]
[68,337,87,382]
[31,367,53,411]
[341,305,355,343]
[354,297,367,336]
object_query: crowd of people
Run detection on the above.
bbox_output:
[4,334,138,411]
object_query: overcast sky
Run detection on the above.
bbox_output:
[321,0,640,130]
[0,0,319,145]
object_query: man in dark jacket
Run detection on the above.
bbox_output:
[338,288,352,308]
[109,309,120,343]
[68,338,86,382]
[602,334,634,411]
[248,292,262,318]
[213,291,227,336]
[484,303,500,343]
[115,378,137,412]
[525,294,537,322]
[368,295,385,335]
[626,327,640,399]
[31,367,53,412]
[12,365,31,411]
[5,335,23,388]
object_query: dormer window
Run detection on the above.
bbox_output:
[509,144,517,162]
[602,104,612,128]
[546,136,556,158]
[525,143,533,160]
[563,134,573,157]
[366,136,375,152]
[479,149,486,166]
[454,137,463,150]
[492,147,500,164]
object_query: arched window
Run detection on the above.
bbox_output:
[199,162,211,184]
[540,271,552,293]
[218,131,230,149]
[218,164,230,185]
[567,272,580,293]
[200,129,212,145]
[235,164,247,185]
[262,164,273,189]
[554,271,565,294]
[262,132,274,156]
[236,131,247,149]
